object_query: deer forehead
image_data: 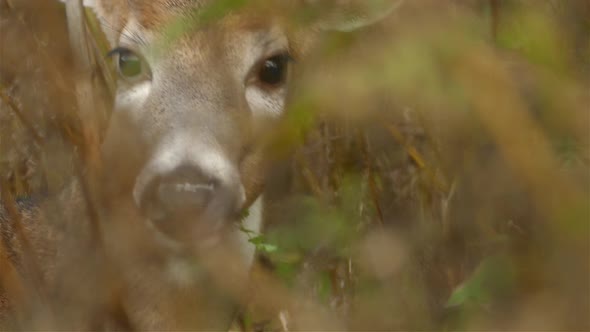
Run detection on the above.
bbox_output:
[108,0,289,39]
[104,0,210,28]
[118,7,290,64]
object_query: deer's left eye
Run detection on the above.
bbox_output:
[108,47,149,81]
[256,53,292,88]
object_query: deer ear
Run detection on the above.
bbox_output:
[304,0,404,32]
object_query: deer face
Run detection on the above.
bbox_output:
[91,0,401,244]
[96,2,295,243]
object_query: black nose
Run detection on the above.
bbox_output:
[139,166,237,241]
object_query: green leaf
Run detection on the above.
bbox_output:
[248,235,278,253]
[446,254,516,308]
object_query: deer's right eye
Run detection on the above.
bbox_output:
[107,47,149,81]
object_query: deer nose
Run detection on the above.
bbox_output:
[138,165,238,241]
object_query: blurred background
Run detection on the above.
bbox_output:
[0,0,588,330]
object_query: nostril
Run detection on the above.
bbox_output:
[155,181,215,216]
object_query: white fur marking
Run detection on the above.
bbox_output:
[115,81,152,116]
[236,196,263,265]
[133,134,242,208]
[245,86,286,118]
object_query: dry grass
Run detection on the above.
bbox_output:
[1,0,589,330]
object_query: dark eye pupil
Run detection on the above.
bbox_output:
[119,51,142,78]
[259,55,287,86]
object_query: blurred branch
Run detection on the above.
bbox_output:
[65,0,104,171]
[62,5,134,329]
[83,7,116,99]
[0,181,48,308]
[455,47,584,223]
[490,0,500,43]
[0,86,42,144]
[9,3,70,93]
[0,247,26,321]
[64,0,105,249]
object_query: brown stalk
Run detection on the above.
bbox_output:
[62,3,135,328]
[0,80,43,304]
[63,0,108,249]
[385,123,448,192]
[0,180,47,305]
[357,130,384,226]
[10,3,70,95]
[0,247,27,321]
[0,87,42,145]
[65,0,104,172]
[490,0,500,43]
[83,7,116,99]
[294,151,326,201]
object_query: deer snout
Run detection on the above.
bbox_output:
[137,164,244,243]
[141,165,216,218]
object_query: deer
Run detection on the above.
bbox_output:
[1,0,402,330]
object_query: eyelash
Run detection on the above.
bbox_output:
[106,47,130,58]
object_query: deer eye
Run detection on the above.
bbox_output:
[108,47,148,81]
[257,53,291,87]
